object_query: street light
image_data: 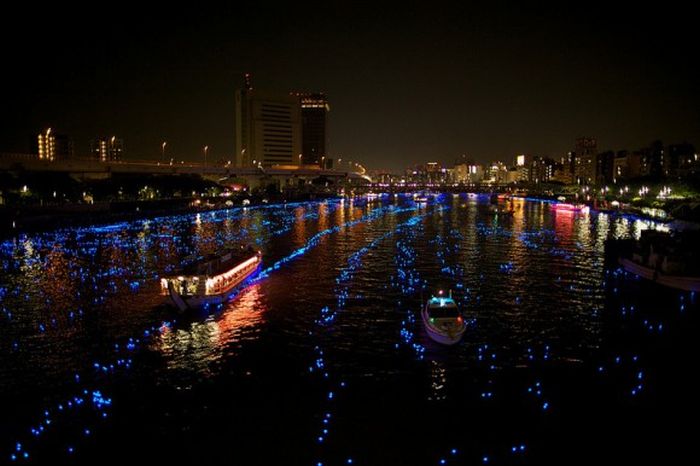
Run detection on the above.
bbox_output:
[203,145,209,171]
[298,153,303,165]
[161,141,167,163]
[321,156,325,169]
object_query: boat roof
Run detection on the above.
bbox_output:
[427,296,458,308]
[179,245,258,277]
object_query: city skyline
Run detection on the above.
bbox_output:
[1,4,699,170]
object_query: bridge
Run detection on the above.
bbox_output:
[0,153,370,187]
[365,183,533,194]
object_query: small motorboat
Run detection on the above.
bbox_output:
[160,245,262,312]
[421,290,467,345]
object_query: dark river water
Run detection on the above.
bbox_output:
[1,195,698,465]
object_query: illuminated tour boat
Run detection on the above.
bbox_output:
[551,202,590,213]
[421,290,467,345]
[161,245,262,312]
[413,192,429,203]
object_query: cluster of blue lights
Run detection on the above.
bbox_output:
[308,207,433,465]
[391,215,432,359]
[526,380,550,411]
[436,447,460,464]
[3,194,699,464]
[255,205,415,282]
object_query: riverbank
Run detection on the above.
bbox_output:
[0,193,339,238]
[516,194,700,227]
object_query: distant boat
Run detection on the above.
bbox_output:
[160,245,262,312]
[619,257,700,292]
[551,203,590,213]
[421,290,467,345]
[611,230,700,292]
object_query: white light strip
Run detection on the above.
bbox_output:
[206,254,259,294]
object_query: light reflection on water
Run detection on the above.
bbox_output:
[155,284,266,381]
[0,196,691,465]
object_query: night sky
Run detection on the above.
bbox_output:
[2,3,698,171]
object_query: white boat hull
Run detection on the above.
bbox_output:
[424,325,466,345]
[619,257,700,292]
[421,308,467,345]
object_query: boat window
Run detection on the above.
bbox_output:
[428,307,460,318]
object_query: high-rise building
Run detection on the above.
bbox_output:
[35,128,74,161]
[573,137,597,184]
[551,162,573,184]
[409,162,450,184]
[596,150,615,185]
[627,150,644,178]
[612,150,629,181]
[665,143,695,177]
[515,154,532,182]
[530,156,556,184]
[452,161,483,185]
[645,140,664,177]
[234,74,302,167]
[91,136,124,162]
[294,92,329,165]
[487,162,508,185]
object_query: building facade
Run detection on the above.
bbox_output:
[515,154,531,182]
[612,151,629,181]
[530,156,556,184]
[596,150,615,185]
[665,143,696,177]
[573,137,597,184]
[295,92,329,165]
[486,162,508,185]
[35,128,74,161]
[90,136,124,162]
[234,76,302,167]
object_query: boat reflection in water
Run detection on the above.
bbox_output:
[155,284,266,377]
[160,245,262,312]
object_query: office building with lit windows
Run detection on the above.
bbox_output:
[35,128,74,161]
[90,136,124,162]
[295,92,329,166]
[234,74,302,167]
[573,137,597,184]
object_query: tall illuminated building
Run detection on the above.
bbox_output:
[234,74,302,167]
[294,92,329,166]
[573,137,597,184]
[35,128,73,161]
[515,154,532,182]
[90,136,124,162]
